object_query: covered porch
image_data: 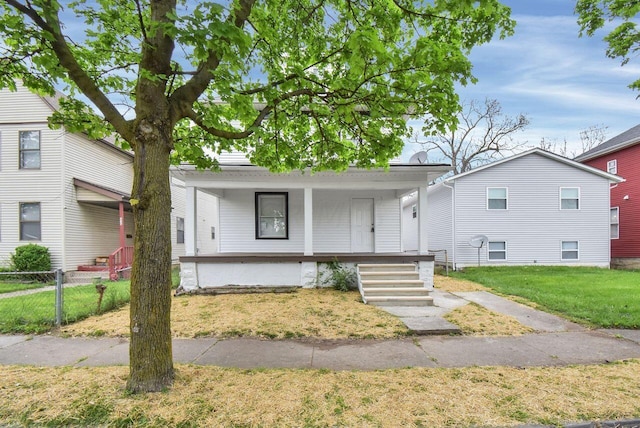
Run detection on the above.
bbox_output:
[172,163,450,291]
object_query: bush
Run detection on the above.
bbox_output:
[11,244,52,272]
[324,260,358,292]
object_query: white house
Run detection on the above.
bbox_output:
[172,158,451,292]
[0,82,217,278]
[423,149,623,269]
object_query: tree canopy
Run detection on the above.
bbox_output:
[576,0,640,92]
[0,0,515,392]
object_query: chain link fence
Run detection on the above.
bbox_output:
[0,269,130,334]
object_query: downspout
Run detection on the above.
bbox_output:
[442,181,455,270]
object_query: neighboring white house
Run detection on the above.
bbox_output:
[0,82,217,276]
[422,149,623,269]
[172,159,452,291]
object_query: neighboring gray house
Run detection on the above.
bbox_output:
[0,82,217,277]
[424,148,622,269]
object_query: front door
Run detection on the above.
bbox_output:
[351,198,374,253]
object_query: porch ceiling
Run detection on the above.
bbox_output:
[73,178,132,211]
[171,164,452,195]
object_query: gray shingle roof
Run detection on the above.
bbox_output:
[574,123,640,161]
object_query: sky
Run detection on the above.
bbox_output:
[402,0,640,161]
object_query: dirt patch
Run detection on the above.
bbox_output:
[60,289,409,339]
[1,361,640,427]
[444,302,535,336]
[435,275,489,292]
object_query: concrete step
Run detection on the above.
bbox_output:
[365,295,434,307]
[357,263,416,273]
[359,271,419,281]
[362,287,431,296]
[360,279,424,288]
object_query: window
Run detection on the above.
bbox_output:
[488,241,507,260]
[256,192,288,239]
[412,204,417,219]
[176,217,184,244]
[561,241,579,260]
[487,187,507,210]
[607,159,617,174]
[560,187,579,210]
[19,131,41,169]
[20,202,41,241]
[611,207,619,239]
[211,226,215,240]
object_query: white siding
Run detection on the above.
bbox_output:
[219,189,305,252]
[219,188,401,254]
[452,153,611,268]
[426,184,454,264]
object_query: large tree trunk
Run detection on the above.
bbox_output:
[126,119,174,393]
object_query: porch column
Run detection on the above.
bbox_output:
[417,185,429,255]
[304,187,313,255]
[118,201,125,249]
[185,185,198,256]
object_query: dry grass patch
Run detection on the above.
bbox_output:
[60,289,409,339]
[1,361,640,427]
[435,274,489,292]
[444,302,535,336]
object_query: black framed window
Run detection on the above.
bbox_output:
[176,217,184,244]
[255,192,288,239]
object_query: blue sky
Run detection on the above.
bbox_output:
[404,0,640,160]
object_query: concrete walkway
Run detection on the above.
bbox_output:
[1,289,640,369]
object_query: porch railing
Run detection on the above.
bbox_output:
[108,246,134,281]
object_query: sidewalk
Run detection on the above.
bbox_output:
[1,289,640,369]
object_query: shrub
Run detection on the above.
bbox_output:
[324,260,358,292]
[11,244,52,272]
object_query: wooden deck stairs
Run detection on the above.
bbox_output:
[357,263,433,307]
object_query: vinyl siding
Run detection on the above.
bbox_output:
[62,132,135,270]
[219,188,401,253]
[426,184,453,264]
[0,98,66,268]
[583,143,640,258]
[452,153,611,267]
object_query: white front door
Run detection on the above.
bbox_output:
[351,198,374,253]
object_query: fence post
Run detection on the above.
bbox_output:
[55,269,63,327]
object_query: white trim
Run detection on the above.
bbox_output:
[559,187,580,210]
[488,240,507,261]
[610,206,620,240]
[607,159,617,175]
[561,240,580,261]
[487,187,508,210]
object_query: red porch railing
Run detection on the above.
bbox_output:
[108,246,134,281]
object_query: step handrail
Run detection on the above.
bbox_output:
[108,246,134,281]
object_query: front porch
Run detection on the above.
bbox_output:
[178,252,435,291]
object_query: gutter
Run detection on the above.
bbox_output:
[442,180,456,270]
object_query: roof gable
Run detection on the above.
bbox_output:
[433,148,622,188]
[574,123,640,161]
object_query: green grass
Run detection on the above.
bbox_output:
[451,266,640,328]
[0,280,131,334]
[0,280,51,294]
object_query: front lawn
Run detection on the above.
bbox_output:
[451,266,640,328]
[0,280,130,334]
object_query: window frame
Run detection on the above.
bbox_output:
[560,187,580,210]
[411,204,417,219]
[610,207,619,240]
[255,192,289,240]
[488,241,507,261]
[561,240,579,260]
[487,187,508,210]
[607,159,617,175]
[19,130,41,170]
[19,202,41,241]
[176,217,185,244]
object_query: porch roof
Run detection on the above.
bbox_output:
[171,163,452,197]
[73,178,132,211]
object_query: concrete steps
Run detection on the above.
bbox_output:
[357,263,433,307]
